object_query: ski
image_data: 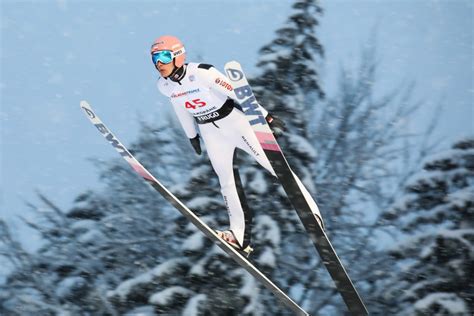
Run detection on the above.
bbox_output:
[224,61,369,315]
[79,100,308,316]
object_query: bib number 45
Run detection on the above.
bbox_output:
[185,99,207,109]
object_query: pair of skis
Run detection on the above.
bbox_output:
[80,61,367,315]
[80,100,308,315]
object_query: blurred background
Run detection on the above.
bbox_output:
[1,0,472,315]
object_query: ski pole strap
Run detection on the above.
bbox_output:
[194,99,234,124]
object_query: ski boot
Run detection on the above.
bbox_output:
[216,230,254,257]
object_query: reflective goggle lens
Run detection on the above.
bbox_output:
[152,50,173,65]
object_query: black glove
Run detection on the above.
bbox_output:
[189,134,202,155]
[265,114,286,137]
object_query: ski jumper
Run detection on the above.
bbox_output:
[157,62,321,248]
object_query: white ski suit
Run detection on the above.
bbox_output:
[157,62,321,247]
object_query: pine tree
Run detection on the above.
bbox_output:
[244,0,328,312]
[252,0,324,102]
[377,138,474,315]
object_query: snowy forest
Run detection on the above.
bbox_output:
[1,1,473,315]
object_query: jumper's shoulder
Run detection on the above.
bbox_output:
[188,62,219,83]
[185,62,217,87]
[186,62,214,74]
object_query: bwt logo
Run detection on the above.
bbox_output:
[82,106,96,119]
[94,124,132,158]
[235,94,266,126]
[226,68,266,126]
[82,107,132,159]
[226,68,243,81]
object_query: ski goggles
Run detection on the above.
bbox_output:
[151,48,185,65]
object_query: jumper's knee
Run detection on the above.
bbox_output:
[218,174,236,192]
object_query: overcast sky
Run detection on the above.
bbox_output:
[1,0,472,257]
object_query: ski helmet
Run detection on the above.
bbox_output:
[150,35,186,67]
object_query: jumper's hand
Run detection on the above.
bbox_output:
[189,134,202,155]
[266,114,286,137]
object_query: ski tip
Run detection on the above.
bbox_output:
[80,100,90,108]
[80,100,96,119]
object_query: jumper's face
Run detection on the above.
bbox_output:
[156,60,174,78]
[152,50,176,78]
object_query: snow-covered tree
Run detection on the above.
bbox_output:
[251,0,324,137]
[374,138,474,315]
[252,0,324,103]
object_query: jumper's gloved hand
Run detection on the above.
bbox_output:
[189,134,202,155]
[265,114,286,138]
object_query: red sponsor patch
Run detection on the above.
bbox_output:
[215,78,233,91]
